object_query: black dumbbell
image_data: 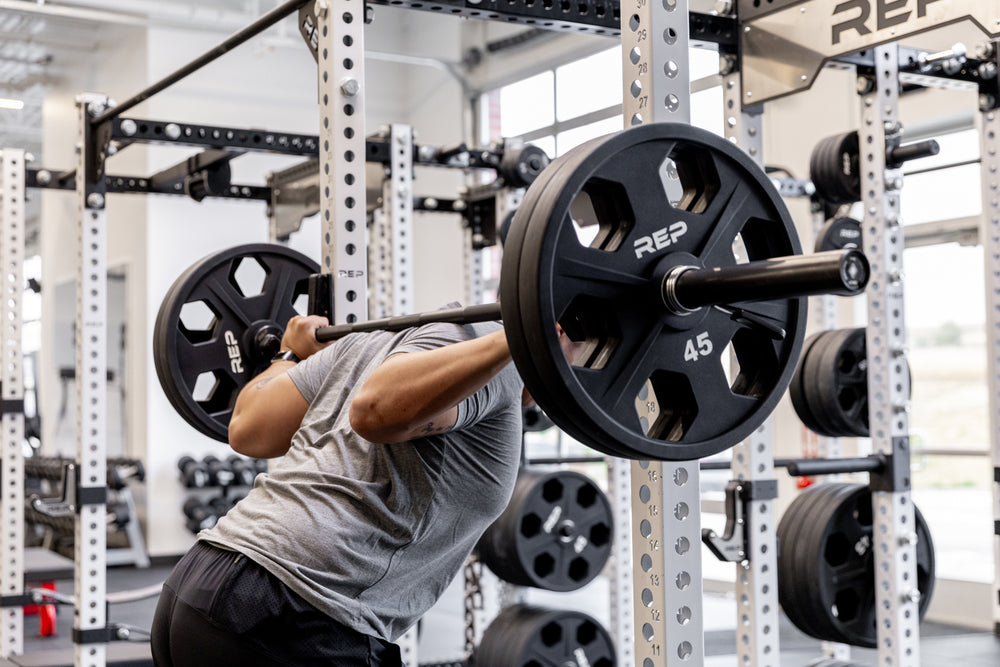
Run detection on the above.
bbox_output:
[208,495,236,518]
[252,458,268,475]
[202,455,236,487]
[226,455,257,487]
[182,498,218,534]
[107,502,130,530]
[177,456,209,488]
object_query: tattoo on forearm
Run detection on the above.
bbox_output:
[421,421,447,435]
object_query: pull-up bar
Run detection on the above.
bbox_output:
[90,0,310,126]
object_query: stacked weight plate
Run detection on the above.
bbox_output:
[790,327,910,438]
[477,469,613,592]
[500,122,805,461]
[475,604,615,667]
[776,483,935,647]
[809,131,860,205]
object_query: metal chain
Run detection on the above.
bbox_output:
[462,556,483,658]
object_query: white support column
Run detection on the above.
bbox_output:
[980,105,1000,635]
[622,1,704,664]
[385,124,414,316]
[386,124,416,667]
[463,230,484,306]
[318,0,367,325]
[859,46,921,667]
[0,148,25,658]
[607,458,634,667]
[369,207,389,318]
[722,72,780,667]
[75,93,109,667]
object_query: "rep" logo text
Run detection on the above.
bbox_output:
[831,0,943,45]
[633,221,688,259]
[225,330,244,374]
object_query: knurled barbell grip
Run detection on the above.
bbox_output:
[314,302,504,342]
[665,248,869,314]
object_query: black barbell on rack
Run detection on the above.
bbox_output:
[154,123,870,461]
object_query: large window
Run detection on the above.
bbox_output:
[487,45,723,157]
[900,126,992,583]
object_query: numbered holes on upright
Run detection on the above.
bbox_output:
[635,374,697,441]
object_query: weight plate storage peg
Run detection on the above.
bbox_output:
[776,483,935,648]
[501,122,807,461]
[474,604,615,667]
[477,469,613,592]
[154,244,317,441]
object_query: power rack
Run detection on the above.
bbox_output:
[0,0,996,666]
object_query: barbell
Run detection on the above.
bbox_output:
[154,122,869,461]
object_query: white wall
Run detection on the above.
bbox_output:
[40,23,150,463]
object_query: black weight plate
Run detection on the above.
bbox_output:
[475,604,616,667]
[815,328,870,437]
[154,244,318,442]
[781,484,848,641]
[790,332,828,435]
[776,483,824,638]
[499,142,592,449]
[810,132,860,205]
[813,328,862,437]
[521,405,555,432]
[799,483,864,644]
[781,483,935,648]
[506,122,806,461]
[501,135,632,457]
[477,469,613,592]
[815,216,863,253]
[801,331,844,437]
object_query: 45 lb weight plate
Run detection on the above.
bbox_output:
[502,123,806,460]
[153,244,317,441]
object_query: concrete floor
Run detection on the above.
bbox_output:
[4,561,998,666]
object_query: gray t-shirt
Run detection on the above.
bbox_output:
[202,320,523,641]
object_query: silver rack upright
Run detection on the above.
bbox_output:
[0,148,25,658]
[620,1,706,664]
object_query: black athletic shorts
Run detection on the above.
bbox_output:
[151,541,402,667]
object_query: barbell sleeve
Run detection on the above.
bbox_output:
[315,302,503,342]
[663,248,869,314]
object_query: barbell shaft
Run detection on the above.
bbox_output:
[315,302,503,342]
[666,248,868,313]
[313,249,867,342]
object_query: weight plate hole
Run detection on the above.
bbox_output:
[229,257,267,297]
[637,372,696,441]
[568,557,589,581]
[541,479,563,502]
[178,301,218,343]
[521,513,542,538]
[590,523,611,546]
[534,553,556,578]
[540,621,562,647]
[559,297,621,369]
[569,181,632,252]
[660,148,719,213]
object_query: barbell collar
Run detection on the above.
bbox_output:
[663,248,869,314]
[315,302,503,342]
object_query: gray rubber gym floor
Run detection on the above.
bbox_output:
[12,562,1000,666]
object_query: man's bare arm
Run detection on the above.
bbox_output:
[349,329,512,444]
